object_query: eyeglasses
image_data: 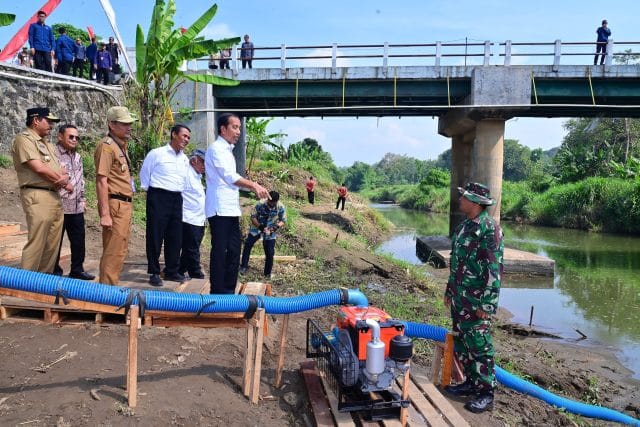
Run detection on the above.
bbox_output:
[68,135,80,141]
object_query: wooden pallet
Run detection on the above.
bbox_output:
[300,360,469,427]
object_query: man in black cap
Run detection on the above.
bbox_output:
[11,107,72,273]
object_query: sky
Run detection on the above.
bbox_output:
[2,0,638,166]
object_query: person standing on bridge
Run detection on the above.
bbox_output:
[28,10,55,72]
[594,19,611,65]
[443,182,504,414]
[240,34,254,69]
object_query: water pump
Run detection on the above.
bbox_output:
[306,306,413,420]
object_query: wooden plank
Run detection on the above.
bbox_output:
[441,334,454,387]
[249,255,297,262]
[250,309,265,404]
[412,376,470,427]
[127,305,139,408]
[243,282,268,295]
[243,316,255,397]
[300,360,334,427]
[403,380,448,427]
[273,314,289,388]
[0,222,22,237]
[316,368,357,426]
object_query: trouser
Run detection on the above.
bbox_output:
[179,222,205,276]
[594,43,607,65]
[307,191,315,204]
[242,59,252,69]
[54,212,87,275]
[219,59,230,69]
[99,198,132,285]
[96,67,110,85]
[451,307,495,393]
[33,50,53,72]
[72,58,85,78]
[146,187,183,276]
[208,215,240,294]
[240,233,277,276]
[56,60,72,75]
[336,196,346,210]
[19,188,63,273]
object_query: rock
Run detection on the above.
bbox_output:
[283,391,302,409]
[366,282,387,294]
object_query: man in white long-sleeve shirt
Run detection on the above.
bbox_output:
[139,124,191,287]
[179,149,206,279]
[205,113,270,294]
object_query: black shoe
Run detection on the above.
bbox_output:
[149,274,163,287]
[69,271,95,280]
[189,271,205,279]
[164,273,186,283]
[464,392,494,413]
[239,266,247,275]
[444,381,477,397]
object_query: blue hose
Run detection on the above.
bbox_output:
[1,266,638,424]
[402,321,640,426]
[0,266,367,314]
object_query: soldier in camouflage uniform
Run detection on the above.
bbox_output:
[443,182,504,413]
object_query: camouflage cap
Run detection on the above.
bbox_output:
[458,182,496,206]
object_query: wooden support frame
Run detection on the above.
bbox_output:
[243,308,266,404]
[431,333,455,386]
[127,305,139,408]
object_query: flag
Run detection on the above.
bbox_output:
[87,26,95,40]
[0,0,62,62]
[98,0,134,75]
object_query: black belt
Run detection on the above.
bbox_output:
[109,194,132,203]
[21,185,56,192]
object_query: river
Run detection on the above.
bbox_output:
[373,204,640,379]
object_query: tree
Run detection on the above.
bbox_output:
[343,161,380,191]
[51,23,94,44]
[0,13,15,27]
[433,149,452,171]
[503,139,533,181]
[245,117,286,173]
[614,48,640,65]
[134,1,240,146]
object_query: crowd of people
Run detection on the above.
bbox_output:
[10,107,288,294]
[18,10,121,83]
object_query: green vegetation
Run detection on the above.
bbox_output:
[131,0,240,162]
[0,13,15,27]
[0,154,12,168]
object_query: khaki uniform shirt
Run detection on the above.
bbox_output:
[94,134,133,197]
[12,127,62,188]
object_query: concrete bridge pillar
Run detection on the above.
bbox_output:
[449,130,474,235]
[473,119,505,223]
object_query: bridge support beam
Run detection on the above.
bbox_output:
[473,119,504,223]
[449,131,474,236]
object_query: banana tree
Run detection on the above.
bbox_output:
[134,0,240,145]
[0,13,16,26]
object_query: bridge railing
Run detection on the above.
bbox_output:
[191,40,640,71]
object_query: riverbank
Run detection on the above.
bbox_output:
[1,166,639,425]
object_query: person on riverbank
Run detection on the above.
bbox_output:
[594,19,611,65]
[336,183,348,210]
[305,176,316,204]
[53,124,95,280]
[239,191,286,279]
[443,182,504,414]
[94,106,137,285]
[11,107,68,273]
[179,150,207,280]
[140,124,191,287]
[205,113,270,294]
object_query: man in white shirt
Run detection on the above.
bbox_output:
[205,113,270,294]
[139,124,191,287]
[179,149,206,279]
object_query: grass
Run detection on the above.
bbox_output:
[0,154,13,168]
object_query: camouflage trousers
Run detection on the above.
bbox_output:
[451,309,496,392]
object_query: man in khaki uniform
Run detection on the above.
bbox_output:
[12,107,71,273]
[94,106,137,285]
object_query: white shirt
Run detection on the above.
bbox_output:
[205,137,242,217]
[182,165,206,226]
[139,144,189,192]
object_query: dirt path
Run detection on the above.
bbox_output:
[1,167,639,426]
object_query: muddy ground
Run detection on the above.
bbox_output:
[1,166,639,426]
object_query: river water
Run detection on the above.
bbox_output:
[373,204,640,379]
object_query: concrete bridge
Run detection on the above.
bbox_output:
[172,40,640,232]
